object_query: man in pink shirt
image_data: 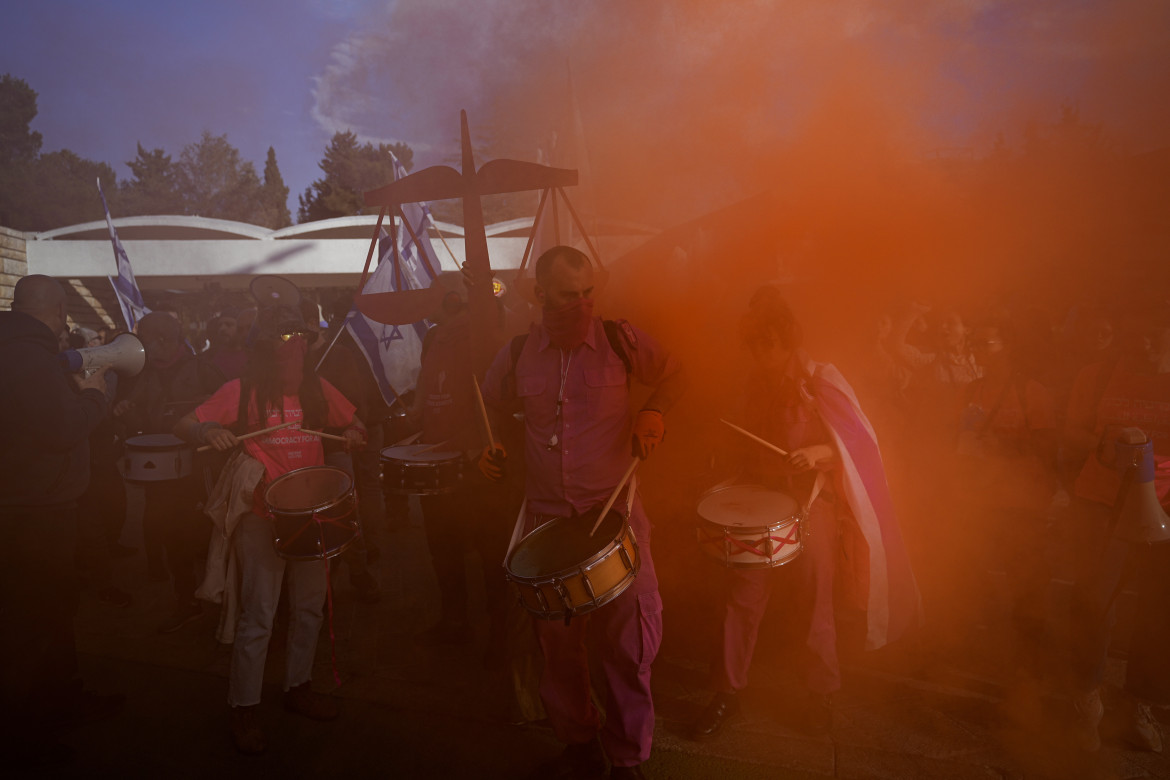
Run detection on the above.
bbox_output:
[481,246,685,780]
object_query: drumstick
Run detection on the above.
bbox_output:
[504,498,528,561]
[720,418,789,458]
[589,458,639,537]
[414,440,450,454]
[391,431,423,447]
[472,376,498,452]
[301,429,349,443]
[195,420,298,452]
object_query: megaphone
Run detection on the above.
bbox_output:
[60,333,146,378]
[1112,427,1170,544]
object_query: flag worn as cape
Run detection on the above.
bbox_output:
[803,354,921,650]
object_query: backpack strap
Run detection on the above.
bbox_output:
[502,333,529,401]
[602,320,634,376]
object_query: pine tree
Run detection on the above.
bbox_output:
[261,146,291,228]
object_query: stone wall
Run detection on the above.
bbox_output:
[0,225,28,310]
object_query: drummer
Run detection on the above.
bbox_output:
[115,311,225,632]
[480,246,685,780]
[411,291,513,652]
[173,299,365,755]
[688,286,919,740]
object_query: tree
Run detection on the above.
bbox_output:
[259,146,291,229]
[20,150,117,232]
[298,131,413,223]
[117,143,184,216]
[0,74,42,166]
[175,131,266,223]
[0,74,44,228]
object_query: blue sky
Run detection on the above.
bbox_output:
[3,1,1167,224]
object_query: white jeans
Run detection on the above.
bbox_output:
[228,512,327,707]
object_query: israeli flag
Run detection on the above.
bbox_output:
[345,152,440,406]
[98,179,150,331]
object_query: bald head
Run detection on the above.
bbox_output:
[12,275,68,338]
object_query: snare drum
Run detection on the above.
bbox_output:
[506,508,640,621]
[697,484,804,568]
[122,434,193,483]
[380,444,464,495]
[263,466,360,561]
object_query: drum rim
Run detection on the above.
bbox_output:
[379,444,464,464]
[505,511,631,583]
[125,434,190,451]
[265,465,354,515]
[274,518,361,562]
[696,483,802,528]
[697,514,802,535]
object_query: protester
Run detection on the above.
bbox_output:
[174,296,366,755]
[953,319,1058,673]
[689,286,919,740]
[118,311,225,631]
[411,291,512,654]
[0,275,124,767]
[1065,306,1170,753]
[482,246,686,779]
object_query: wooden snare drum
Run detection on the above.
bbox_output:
[506,508,640,621]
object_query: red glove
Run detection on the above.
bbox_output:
[631,409,665,460]
[478,444,507,481]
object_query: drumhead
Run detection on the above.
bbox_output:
[380,444,462,463]
[697,484,800,529]
[265,466,352,513]
[125,434,187,450]
[508,510,625,578]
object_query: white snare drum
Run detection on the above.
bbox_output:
[696,484,804,568]
[123,434,193,483]
[380,444,465,495]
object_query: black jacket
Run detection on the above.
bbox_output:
[0,311,108,507]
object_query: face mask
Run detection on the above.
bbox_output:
[543,298,594,350]
[276,336,307,393]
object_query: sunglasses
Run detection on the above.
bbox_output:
[279,331,318,344]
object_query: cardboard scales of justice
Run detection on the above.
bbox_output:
[355,110,600,372]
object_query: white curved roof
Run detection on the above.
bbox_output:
[36,215,272,241]
[27,213,657,291]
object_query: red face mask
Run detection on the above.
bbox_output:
[543,298,594,350]
[276,336,307,393]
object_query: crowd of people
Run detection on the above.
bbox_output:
[1,247,1167,776]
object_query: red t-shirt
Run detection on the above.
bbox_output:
[195,378,356,481]
[1067,362,1170,507]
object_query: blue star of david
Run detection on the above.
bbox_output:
[379,325,404,347]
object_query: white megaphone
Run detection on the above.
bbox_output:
[1112,427,1170,545]
[60,333,146,378]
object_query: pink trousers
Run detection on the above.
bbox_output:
[530,498,662,767]
[712,496,841,695]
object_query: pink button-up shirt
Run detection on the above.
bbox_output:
[483,317,681,516]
